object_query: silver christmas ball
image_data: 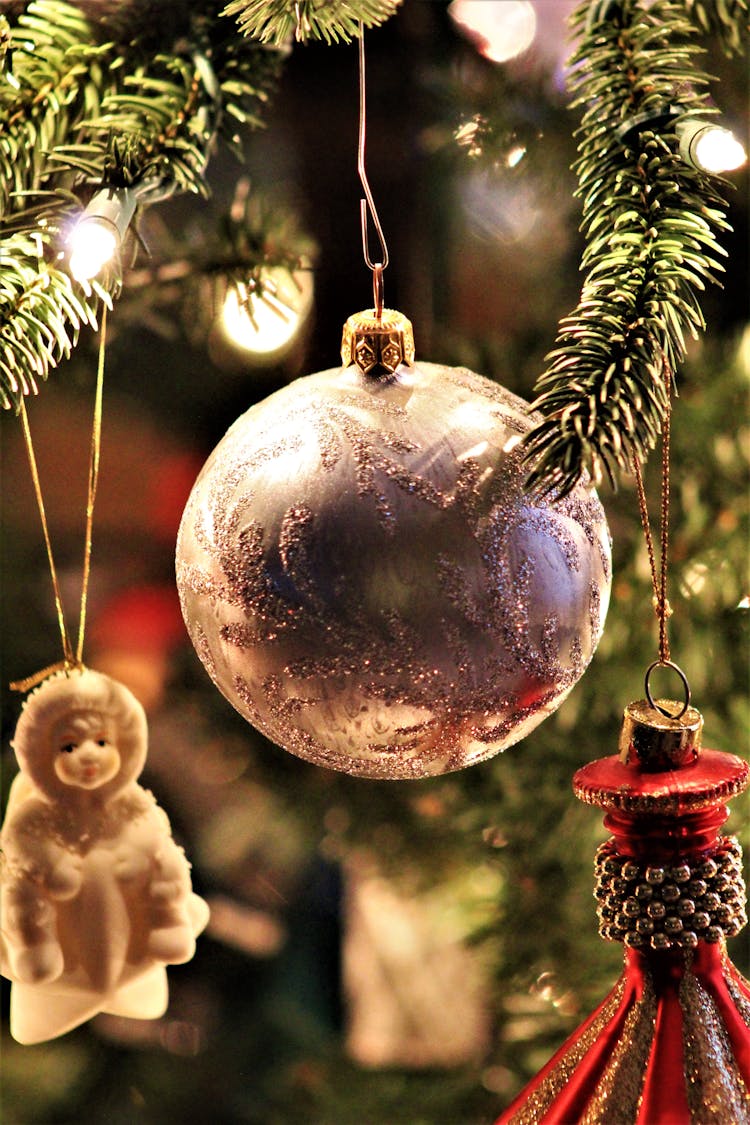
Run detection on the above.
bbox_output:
[176,357,611,779]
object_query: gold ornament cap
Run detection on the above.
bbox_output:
[618,698,703,772]
[341,308,415,376]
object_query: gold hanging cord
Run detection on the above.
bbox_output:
[358,22,389,319]
[77,303,107,665]
[10,305,108,692]
[632,358,691,720]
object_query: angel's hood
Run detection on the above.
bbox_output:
[11,668,148,805]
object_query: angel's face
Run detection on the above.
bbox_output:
[52,711,121,790]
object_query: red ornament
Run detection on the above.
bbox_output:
[497,699,750,1125]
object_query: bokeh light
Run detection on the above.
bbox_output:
[220,268,313,360]
[449,0,537,64]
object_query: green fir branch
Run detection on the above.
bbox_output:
[210,177,316,285]
[0,230,109,409]
[60,56,219,198]
[0,1,115,217]
[0,0,283,409]
[49,36,281,191]
[523,0,733,497]
[187,18,283,155]
[683,0,749,54]
[223,0,403,46]
[0,15,11,72]
[0,2,118,409]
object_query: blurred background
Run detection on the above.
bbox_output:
[1,1,748,1122]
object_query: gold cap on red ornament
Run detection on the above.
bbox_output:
[341,308,415,376]
[618,698,703,771]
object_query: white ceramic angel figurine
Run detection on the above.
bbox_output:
[0,668,209,1044]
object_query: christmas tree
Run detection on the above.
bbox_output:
[1,2,748,1121]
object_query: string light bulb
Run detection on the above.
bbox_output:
[220,268,313,361]
[68,187,137,282]
[677,119,747,174]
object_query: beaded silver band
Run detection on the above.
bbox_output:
[594,836,747,951]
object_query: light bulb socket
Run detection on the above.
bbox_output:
[676,118,714,168]
[79,186,138,242]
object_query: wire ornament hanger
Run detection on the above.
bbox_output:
[357,23,389,319]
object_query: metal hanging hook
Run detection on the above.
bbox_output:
[358,23,388,316]
[644,658,692,721]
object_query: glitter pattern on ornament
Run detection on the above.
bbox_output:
[176,357,612,779]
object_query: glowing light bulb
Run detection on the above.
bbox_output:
[449,0,536,64]
[69,219,119,282]
[66,187,137,282]
[220,269,313,360]
[693,128,746,173]
[678,120,747,174]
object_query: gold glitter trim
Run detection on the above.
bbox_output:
[725,969,750,1029]
[506,978,627,1125]
[680,967,750,1123]
[574,768,749,815]
[579,971,656,1124]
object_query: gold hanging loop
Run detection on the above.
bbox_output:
[644,659,691,721]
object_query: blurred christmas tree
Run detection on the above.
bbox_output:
[0,1,748,1122]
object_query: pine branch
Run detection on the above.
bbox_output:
[0,1,115,218]
[0,15,11,71]
[683,0,749,54]
[56,58,219,198]
[0,0,283,410]
[205,177,316,291]
[47,24,281,191]
[0,230,109,408]
[191,17,284,155]
[523,0,734,497]
[223,0,403,46]
[0,2,118,409]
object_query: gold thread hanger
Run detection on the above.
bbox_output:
[632,356,691,720]
[10,305,108,692]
